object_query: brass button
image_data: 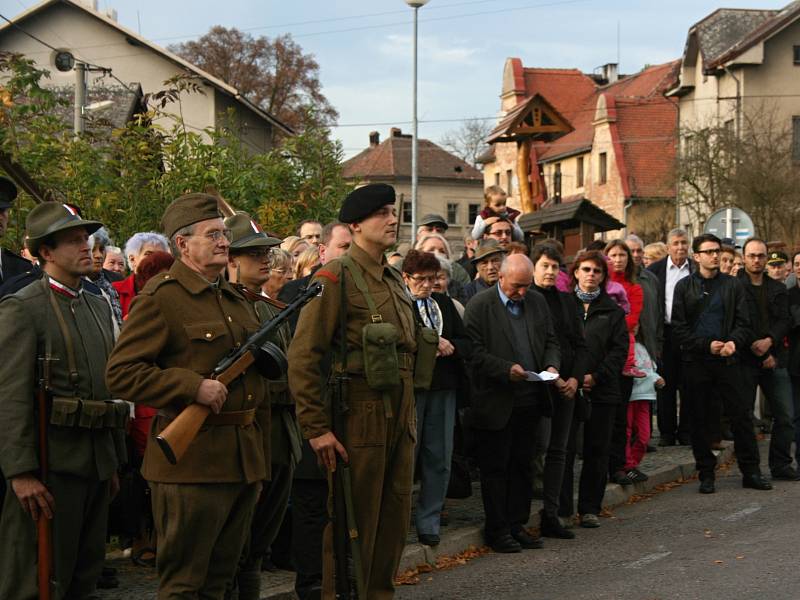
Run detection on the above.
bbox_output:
[164,275,171,279]
[227,316,233,322]
[235,342,241,349]
[205,332,212,339]
[247,394,254,401]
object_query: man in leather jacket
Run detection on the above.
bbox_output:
[671,233,771,495]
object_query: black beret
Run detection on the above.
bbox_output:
[0,176,18,210]
[161,193,223,238]
[338,184,396,224]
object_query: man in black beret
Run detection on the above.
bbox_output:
[0,176,33,285]
[288,183,422,598]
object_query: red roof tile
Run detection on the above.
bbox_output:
[522,61,679,199]
[342,131,482,181]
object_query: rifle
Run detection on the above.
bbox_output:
[331,273,366,599]
[156,281,323,465]
[36,354,54,600]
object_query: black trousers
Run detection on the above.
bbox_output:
[291,478,328,600]
[473,404,541,541]
[541,395,575,517]
[684,360,761,478]
[608,377,634,476]
[560,402,616,517]
[657,326,690,440]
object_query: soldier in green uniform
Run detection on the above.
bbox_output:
[106,194,269,600]
[287,184,419,600]
[0,202,127,600]
[224,211,301,600]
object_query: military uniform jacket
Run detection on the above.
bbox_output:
[288,242,418,440]
[240,286,301,469]
[0,276,124,481]
[106,260,267,484]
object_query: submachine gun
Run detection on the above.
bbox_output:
[156,281,322,465]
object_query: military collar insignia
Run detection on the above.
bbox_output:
[49,276,81,298]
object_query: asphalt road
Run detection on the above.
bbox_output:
[396,457,797,600]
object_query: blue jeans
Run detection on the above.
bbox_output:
[414,388,457,536]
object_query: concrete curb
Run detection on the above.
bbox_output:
[397,443,735,573]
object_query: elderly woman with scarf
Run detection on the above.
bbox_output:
[402,250,471,547]
[559,250,628,529]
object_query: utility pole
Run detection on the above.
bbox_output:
[74,61,86,136]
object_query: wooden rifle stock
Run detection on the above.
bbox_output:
[36,358,53,600]
[156,351,255,465]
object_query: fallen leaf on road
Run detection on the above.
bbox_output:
[736,556,745,560]
[714,560,724,564]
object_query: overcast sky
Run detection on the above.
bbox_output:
[2,0,785,157]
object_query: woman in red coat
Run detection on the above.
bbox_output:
[605,240,645,487]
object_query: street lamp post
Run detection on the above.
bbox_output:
[405,0,429,244]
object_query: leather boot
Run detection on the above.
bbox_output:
[539,509,575,539]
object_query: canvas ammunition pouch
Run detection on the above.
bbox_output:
[340,256,402,392]
[50,397,129,429]
[413,326,439,391]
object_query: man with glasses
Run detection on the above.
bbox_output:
[107,193,270,598]
[648,228,693,446]
[462,240,506,304]
[738,239,797,481]
[482,217,513,250]
[671,233,771,494]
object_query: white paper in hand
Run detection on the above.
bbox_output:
[525,370,559,383]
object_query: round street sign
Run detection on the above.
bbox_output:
[704,206,755,248]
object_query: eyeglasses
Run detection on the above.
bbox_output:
[745,253,767,260]
[408,274,437,284]
[187,229,231,243]
[696,248,721,256]
[579,266,603,274]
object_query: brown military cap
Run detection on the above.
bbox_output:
[471,239,506,264]
[161,192,223,238]
[338,183,395,223]
[224,211,282,249]
[25,202,102,254]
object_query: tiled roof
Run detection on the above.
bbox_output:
[342,131,482,181]
[532,61,679,199]
[692,8,778,65]
[615,97,677,199]
[706,1,800,68]
[522,68,597,123]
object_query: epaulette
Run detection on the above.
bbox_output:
[314,269,339,284]
[139,272,176,295]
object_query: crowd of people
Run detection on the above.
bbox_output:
[2,177,800,600]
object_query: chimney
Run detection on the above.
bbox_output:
[390,127,402,138]
[602,63,619,84]
[369,131,380,147]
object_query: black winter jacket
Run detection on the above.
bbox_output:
[671,271,752,360]
[574,290,628,404]
[737,271,791,368]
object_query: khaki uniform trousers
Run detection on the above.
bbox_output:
[322,373,416,600]
[150,481,260,600]
[0,472,110,600]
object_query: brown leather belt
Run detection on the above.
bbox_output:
[205,409,256,426]
[338,351,415,373]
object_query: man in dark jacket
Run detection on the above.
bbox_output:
[464,253,560,553]
[738,238,797,480]
[671,233,771,494]
[648,228,692,446]
[461,240,504,305]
